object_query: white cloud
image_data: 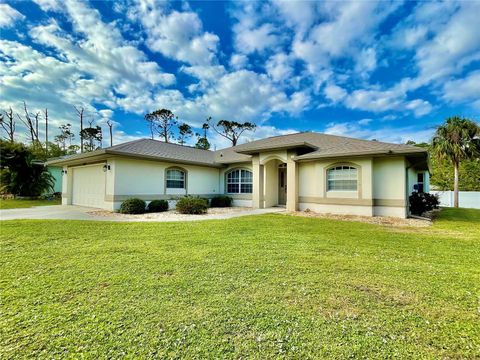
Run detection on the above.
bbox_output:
[265,53,294,83]
[134,3,219,65]
[229,53,249,70]
[32,0,62,12]
[389,1,480,89]
[324,84,347,103]
[0,4,25,28]
[194,70,298,121]
[355,48,377,76]
[324,121,433,144]
[340,86,432,117]
[26,1,175,114]
[231,2,282,55]
[293,1,400,72]
[0,0,182,145]
[442,70,480,108]
[98,109,114,119]
[390,25,428,49]
[415,2,480,82]
[235,23,280,54]
[404,99,433,117]
[358,118,372,125]
[271,0,318,36]
[181,65,226,92]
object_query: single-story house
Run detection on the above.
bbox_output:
[46,132,429,218]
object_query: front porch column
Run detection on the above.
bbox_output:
[286,153,298,211]
[252,155,264,209]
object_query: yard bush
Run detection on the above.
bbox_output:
[119,198,146,214]
[176,196,208,214]
[210,195,233,207]
[147,199,169,212]
[0,140,54,196]
[409,192,440,216]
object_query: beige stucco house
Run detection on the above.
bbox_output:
[47,132,429,218]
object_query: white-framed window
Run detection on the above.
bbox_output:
[226,169,253,194]
[166,168,186,189]
[327,166,358,191]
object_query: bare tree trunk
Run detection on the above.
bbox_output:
[162,119,169,143]
[35,113,39,142]
[0,108,16,142]
[75,106,85,153]
[44,108,48,155]
[453,160,459,208]
[18,102,38,143]
[107,120,113,147]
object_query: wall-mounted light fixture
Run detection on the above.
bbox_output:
[61,170,68,175]
[102,164,111,172]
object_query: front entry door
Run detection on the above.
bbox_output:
[278,168,287,205]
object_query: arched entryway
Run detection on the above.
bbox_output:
[262,158,287,207]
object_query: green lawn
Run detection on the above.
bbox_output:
[1,209,479,358]
[0,198,61,209]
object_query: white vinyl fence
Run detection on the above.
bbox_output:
[430,191,480,209]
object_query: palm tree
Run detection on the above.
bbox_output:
[432,117,479,207]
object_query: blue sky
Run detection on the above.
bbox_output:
[1,0,479,149]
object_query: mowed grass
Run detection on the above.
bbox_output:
[1,209,479,358]
[0,198,61,209]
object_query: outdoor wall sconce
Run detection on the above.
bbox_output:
[103,164,111,172]
[61,170,67,175]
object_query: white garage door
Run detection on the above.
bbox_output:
[72,164,106,208]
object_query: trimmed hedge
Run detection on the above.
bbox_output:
[119,198,146,214]
[409,192,439,216]
[147,199,169,213]
[210,195,233,208]
[176,196,208,214]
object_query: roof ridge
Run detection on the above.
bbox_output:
[318,132,416,148]
[143,138,214,152]
[111,138,215,152]
[221,131,307,151]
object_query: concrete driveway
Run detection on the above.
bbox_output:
[0,205,117,221]
[0,205,285,222]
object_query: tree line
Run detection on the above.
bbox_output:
[0,103,257,159]
[0,102,109,159]
[144,108,256,149]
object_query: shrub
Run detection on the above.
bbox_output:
[119,198,146,214]
[0,140,54,196]
[176,196,208,214]
[409,192,440,216]
[147,199,169,212]
[210,195,233,208]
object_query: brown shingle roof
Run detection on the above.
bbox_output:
[47,132,426,166]
[107,139,218,166]
[231,132,426,159]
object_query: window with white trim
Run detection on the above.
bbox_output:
[226,169,252,194]
[166,169,186,189]
[327,166,358,191]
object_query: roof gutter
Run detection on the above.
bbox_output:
[45,149,107,166]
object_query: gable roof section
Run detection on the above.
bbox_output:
[47,139,219,167]
[230,132,426,159]
[107,139,218,166]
